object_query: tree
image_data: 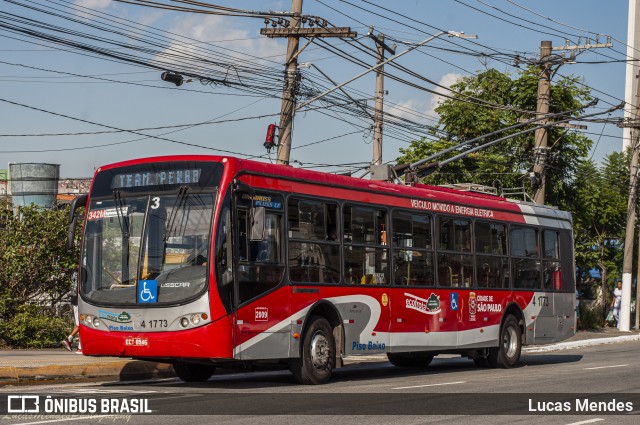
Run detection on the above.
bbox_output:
[571,151,629,291]
[0,201,81,347]
[397,67,593,208]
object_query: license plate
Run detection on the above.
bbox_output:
[124,337,148,347]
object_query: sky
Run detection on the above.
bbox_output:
[0,0,633,178]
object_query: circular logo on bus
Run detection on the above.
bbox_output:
[381,293,389,307]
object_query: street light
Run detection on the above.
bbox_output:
[161,71,184,87]
[295,31,477,112]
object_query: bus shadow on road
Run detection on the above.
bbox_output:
[519,353,583,367]
[108,353,583,390]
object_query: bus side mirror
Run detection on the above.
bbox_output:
[67,194,88,249]
[250,206,265,241]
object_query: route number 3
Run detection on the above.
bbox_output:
[151,197,160,209]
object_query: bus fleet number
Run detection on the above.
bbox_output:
[532,296,549,307]
[140,319,168,329]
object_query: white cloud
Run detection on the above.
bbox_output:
[74,0,111,10]
[160,15,284,68]
[387,72,463,124]
[427,72,462,115]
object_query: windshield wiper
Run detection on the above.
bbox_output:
[113,190,131,284]
[162,186,189,264]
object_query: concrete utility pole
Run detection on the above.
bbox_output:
[532,41,552,204]
[531,38,612,204]
[370,30,395,165]
[275,0,301,166]
[624,0,640,151]
[618,71,640,332]
[261,0,355,165]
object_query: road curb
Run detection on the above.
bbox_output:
[523,334,640,354]
[0,361,175,386]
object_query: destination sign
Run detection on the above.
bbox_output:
[111,169,201,189]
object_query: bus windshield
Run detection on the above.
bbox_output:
[80,162,221,306]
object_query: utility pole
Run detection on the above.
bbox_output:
[624,0,640,151]
[531,37,612,204]
[370,30,395,166]
[532,41,552,204]
[261,0,355,165]
[618,71,640,332]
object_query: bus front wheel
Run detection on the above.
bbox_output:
[290,316,335,385]
[488,314,521,368]
[173,362,216,382]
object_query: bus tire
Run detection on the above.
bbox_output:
[290,316,335,385]
[173,363,216,382]
[387,352,434,367]
[488,314,521,368]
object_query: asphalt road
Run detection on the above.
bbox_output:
[1,341,639,425]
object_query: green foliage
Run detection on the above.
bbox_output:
[570,150,629,287]
[0,201,81,348]
[0,304,71,348]
[397,66,593,207]
[579,303,605,330]
[397,67,635,297]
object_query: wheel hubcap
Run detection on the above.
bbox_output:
[503,326,518,358]
[310,331,330,369]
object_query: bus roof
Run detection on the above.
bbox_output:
[95,155,571,225]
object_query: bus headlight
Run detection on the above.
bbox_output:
[190,314,201,325]
[180,317,189,328]
[84,315,94,326]
[92,317,100,327]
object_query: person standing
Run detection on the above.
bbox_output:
[62,272,82,354]
[611,280,623,330]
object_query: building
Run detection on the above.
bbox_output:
[0,169,7,196]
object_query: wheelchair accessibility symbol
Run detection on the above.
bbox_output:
[450,292,459,311]
[138,280,158,303]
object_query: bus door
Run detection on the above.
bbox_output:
[233,192,289,360]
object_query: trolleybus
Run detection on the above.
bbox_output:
[67,155,576,384]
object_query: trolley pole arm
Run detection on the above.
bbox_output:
[416,101,623,178]
[407,98,599,172]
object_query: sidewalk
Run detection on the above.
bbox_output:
[1,327,638,386]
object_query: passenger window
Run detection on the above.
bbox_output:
[438,217,471,252]
[392,211,434,287]
[511,226,541,290]
[510,227,538,257]
[343,205,389,285]
[475,221,509,289]
[287,198,340,284]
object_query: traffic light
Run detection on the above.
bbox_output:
[264,124,278,151]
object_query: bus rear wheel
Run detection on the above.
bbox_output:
[488,314,521,368]
[173,362,216,382]
[387,352,434,367]
[290,316,335,385]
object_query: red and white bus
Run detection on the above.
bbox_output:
[68,155,576,384]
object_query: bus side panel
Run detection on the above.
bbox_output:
[234,286,292,360]
[389,288,458,353]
